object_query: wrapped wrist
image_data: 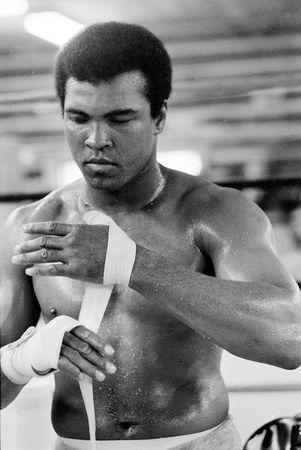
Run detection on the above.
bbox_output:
[0,315,80,385]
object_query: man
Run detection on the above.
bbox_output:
[1,22,301,450]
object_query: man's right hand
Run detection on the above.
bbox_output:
[59,325,116,382]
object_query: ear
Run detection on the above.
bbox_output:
[154,101,167,135]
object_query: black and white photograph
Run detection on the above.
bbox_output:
[1,1,301,449]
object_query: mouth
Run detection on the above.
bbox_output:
[86,158,116,165]
[84,158,118,174]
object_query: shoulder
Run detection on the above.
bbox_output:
[182,178,268,227]
[2,179,83,245]
[174,175,273,251]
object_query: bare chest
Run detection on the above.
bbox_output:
[32,208,205,322]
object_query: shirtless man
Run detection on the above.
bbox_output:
[1,22,301,450]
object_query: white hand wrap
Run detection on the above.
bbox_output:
[83,210,136,286]
[0,315,80,385]
[79,209,136,450]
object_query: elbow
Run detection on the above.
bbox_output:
[260,332,301,370]
[253,344,301,370]
[268,288,301,370]
[274,347,301,370]
[250,323,301,370]
[253,348,301,370]
[278,325,301,370]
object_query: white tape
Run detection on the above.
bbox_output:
[103,221,136,286]
[80,210,115,450]
[82,209,136,286]
[2,208,135,450]
[79,210,136,450]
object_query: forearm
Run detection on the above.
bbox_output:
[130,246,301,369]
[0,367,26,409]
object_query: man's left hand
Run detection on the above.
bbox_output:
[12,221,109,283]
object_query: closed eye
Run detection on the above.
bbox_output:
[68,114,89,124]
[110,117,132,124]
[107,109,137,125]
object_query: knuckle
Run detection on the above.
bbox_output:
[76,326,90,339]
[39,236,47,247]
[47,221,57,232]
[40,248,48,259]
[63,331,72,343]
[67,233,76,245]
[49,264,59,275]
[57,359,66,371]
[60,344,68,356]
[80,343,91,355]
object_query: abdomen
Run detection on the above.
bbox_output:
[51,289,229,439]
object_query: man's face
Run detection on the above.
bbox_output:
[64,71,165,191]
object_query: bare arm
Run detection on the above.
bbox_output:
[130,188,301,369]
[12,188,301,369]
[0,206,41,408]
[1,199,116,409]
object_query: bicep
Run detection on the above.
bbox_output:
[214,237,294,289]
[200,190,296,289]
[0,210,40,346]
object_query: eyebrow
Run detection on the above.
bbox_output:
[65,108,137,117]
[105,109,137,117]
[65,108,88,115]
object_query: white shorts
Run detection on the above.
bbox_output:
[55,415,242,449]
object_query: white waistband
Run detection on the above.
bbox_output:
[60,423,221,450]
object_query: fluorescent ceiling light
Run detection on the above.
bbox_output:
[24,12,83,46]
[158,150,203,176]
[0,0,28,17]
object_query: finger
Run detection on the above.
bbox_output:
[63,332,116,374]
[57,355,84,380]
[25,263,69,277]
[12,248,66,265]
[23,221,73,236]
[13,236,65,254]
[72,326,115,356]
[60,344,106,382]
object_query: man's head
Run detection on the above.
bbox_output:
[55,22,172,119]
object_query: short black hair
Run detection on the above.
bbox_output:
[55,22,172,118]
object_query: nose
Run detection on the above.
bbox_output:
[85,121,112,151]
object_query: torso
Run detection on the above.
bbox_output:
[26,171,229,439]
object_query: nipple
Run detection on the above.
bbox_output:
[49,306,57,316]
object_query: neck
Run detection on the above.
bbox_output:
[83,161,166,211]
